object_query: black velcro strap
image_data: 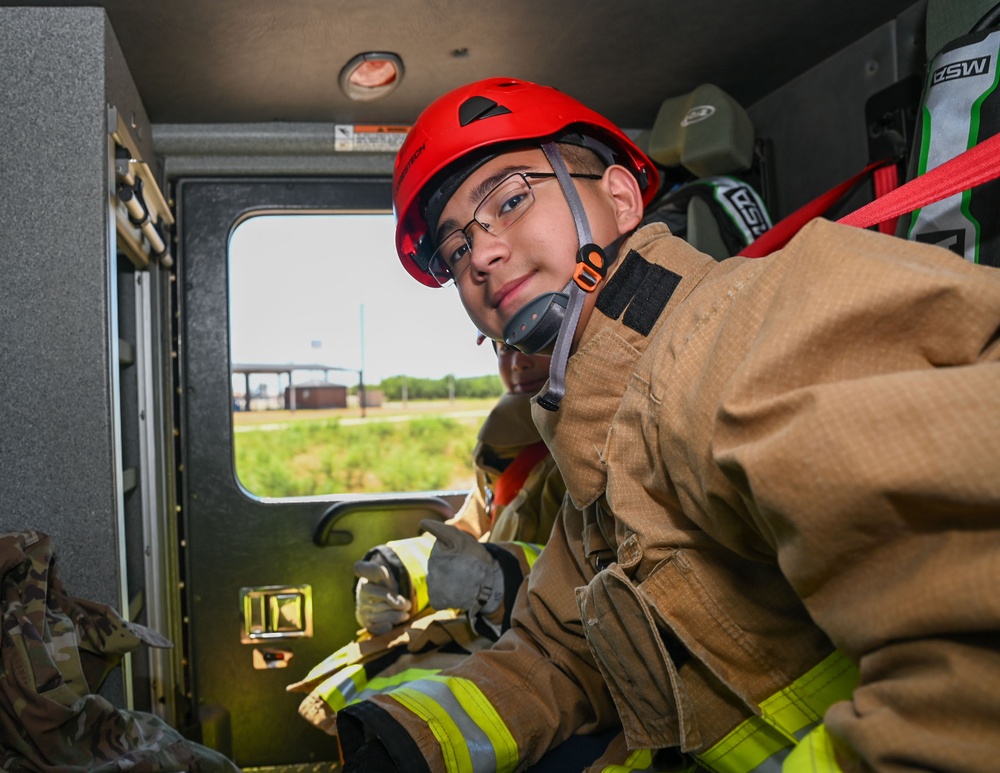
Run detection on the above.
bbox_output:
[339,701,431,773]
[596,250,681,336]
[364,546,412,607]
[624,264,681,335]
[480,543,524,639]
[596,250,647,319]
[363,647,407,677]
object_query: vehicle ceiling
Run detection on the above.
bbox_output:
[3,0,922,129]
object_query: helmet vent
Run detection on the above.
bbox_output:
[458,96,512,127]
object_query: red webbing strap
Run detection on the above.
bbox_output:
[738,159,895,257]
[871,164,900,234]
[491,440,550,520]
[838,132,1000,230]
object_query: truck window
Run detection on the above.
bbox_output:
[228,213,501,499]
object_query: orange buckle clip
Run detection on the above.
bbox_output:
[573,245,606,292]
[574,262,602,292]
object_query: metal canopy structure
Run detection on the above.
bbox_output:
[232,362,366,414]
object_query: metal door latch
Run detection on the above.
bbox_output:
[239,584,313,643]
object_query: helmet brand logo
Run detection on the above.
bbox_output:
[680,105,715,126]
[459,96,512,127]
[396,141,426,191]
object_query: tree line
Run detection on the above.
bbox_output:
[352,374,504,401]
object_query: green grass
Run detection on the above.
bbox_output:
[234,411,485,498]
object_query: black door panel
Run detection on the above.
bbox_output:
[178,179,462,767]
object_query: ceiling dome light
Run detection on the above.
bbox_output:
[340,52,404,101]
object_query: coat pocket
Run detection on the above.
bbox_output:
[577,561,702,751]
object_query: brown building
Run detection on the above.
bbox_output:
[284,381,347,410]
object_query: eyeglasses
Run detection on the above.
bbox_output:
[426,171,602,286]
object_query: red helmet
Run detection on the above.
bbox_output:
[394,77,661,287]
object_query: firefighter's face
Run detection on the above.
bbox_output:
[496,343,550,395]
[437,148,641,344]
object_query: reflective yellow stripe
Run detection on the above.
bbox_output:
[697,651,858,773]
[759,654,857,741]
[392,683,475,773]
[364,667,442,698]
[446,675,519,772]
[386,532,436,611]
[312,662,445,711]
[300,640,361,682]
[392,675,519,773]
[313,664,368,711]
[510,541,544,569]
[782,725,844,773]
[601,748,654,772]
[699,717,789,773]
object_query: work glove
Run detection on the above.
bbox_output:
[422,519,504,619]
[354,558,411,635]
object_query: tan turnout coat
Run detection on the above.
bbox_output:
[362,219,1000,772]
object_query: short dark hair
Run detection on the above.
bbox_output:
[557,142,607,176]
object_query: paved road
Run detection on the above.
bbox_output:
[233,408,490,432]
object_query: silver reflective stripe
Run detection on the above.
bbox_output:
[311,664,366,710]
[353,667,443,704]
[401,677,498,773]
[745,747,789,773]
[319,665,444,710]
[698,743,790,773]
[910,29,1000,262]
[792,720,819,741]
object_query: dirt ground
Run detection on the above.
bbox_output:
[231,397,498,427]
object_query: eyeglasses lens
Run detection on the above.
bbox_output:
[427,174,535,286]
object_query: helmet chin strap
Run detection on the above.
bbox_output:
[502,141,618,412]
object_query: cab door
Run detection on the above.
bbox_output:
[176,178,460,768]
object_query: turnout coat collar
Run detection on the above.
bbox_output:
[532,223,715,509]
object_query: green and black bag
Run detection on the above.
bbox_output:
[904,4,1000,266]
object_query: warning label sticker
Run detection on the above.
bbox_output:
[334,124,410,152]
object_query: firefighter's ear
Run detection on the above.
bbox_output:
[604,164,644,233]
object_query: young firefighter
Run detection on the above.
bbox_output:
[289,343,571,730]
[293,340,645,770]
[336,78,1000,773]
[353,341,561,640]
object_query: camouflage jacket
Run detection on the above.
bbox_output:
[0,530,241,772]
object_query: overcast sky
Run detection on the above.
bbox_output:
[229,213,499,387]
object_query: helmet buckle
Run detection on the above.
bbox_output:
[573,243,607,292]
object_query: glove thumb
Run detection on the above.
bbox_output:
[422,519,504,617]
[420,518,473,552]
[354,559,392,586]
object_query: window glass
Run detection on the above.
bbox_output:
[229,214,501,498]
